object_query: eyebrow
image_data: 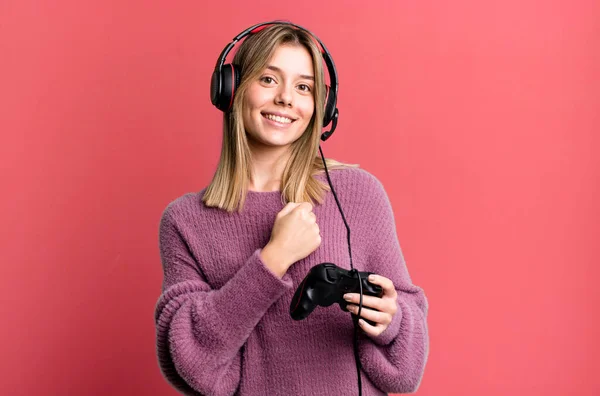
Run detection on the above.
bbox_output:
[266,65,314,81]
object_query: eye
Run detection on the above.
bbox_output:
[297,84,312,92]
[260,76,275,84]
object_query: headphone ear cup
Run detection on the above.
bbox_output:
[210,69,221,108]
[213,64,241,111]
[323,85,336,127]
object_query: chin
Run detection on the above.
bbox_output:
[259,131,302,146]
[263,138,297,148]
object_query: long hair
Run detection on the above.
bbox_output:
[203,24,359,213]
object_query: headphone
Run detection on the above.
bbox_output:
[210,21,339,141]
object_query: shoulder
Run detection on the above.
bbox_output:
[320,166,388,200]
[160,190,206,227]
[319,166,396,227]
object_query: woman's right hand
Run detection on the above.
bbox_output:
[261,202,321,278]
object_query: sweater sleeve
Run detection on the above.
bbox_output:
[357,175,430,394]
[154,204,293,396]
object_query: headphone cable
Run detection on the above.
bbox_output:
[318,145,365,396]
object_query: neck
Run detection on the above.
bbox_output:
[248,145,291,192]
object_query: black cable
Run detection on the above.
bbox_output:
[318,145,353,271]
[318,145,364,396]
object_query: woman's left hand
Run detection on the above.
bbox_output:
[343,274,398,337]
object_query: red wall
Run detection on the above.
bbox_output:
[2,1,598,395]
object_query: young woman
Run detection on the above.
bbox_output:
[155,22,429,395]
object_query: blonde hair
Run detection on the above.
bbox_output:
[203,24,359,213]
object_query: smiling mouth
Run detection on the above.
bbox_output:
[261,112,295,124]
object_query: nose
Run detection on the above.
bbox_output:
[275,82,293,107]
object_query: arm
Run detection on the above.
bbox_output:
[356,176,430,393]
[154,205,293,395]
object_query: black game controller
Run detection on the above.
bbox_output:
[290,263,384,326]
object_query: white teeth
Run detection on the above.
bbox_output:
[264,113,293,124]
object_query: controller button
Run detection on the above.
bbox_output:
[326,268,338,280]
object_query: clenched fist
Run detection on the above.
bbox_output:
[261,202,321,278]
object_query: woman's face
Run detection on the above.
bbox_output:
[242,44,315,153]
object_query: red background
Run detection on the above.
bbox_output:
[1,1,599,395]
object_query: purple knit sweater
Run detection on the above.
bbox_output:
[155,167,429,395]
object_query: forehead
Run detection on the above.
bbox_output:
[267,44,314,75]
